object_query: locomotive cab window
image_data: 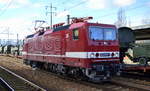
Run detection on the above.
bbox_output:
[89,26,116,40]
[73,29,79,40]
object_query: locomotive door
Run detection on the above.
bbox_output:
[35,36,44,61]
[65,28,81,52]
[65,30,71,52]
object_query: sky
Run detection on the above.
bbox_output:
[0,0,150,39]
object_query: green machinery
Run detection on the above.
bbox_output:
[128,40,150,65]
[133,42,150,58]
[118,27,150,65]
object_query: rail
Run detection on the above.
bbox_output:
[0,77,14,91]
[0,66,46,91]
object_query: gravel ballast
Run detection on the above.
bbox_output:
[0,56,102,91]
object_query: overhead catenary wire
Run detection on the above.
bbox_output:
[45,0,147,27]
[99,2,148,18]
[0,0,10,11]
[61,0,71,5]
[65,0,87,11]
[43,0,87,24]
[0,0,14,16]
[57,0,147,20]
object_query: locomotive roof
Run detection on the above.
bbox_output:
[25,22,116,39]
[26,34,34,38]
[53,25,70,32]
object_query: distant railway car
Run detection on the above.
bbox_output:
[118,27,135,63]
[0,46,7,54]
[132,28,150,65]
[11,45,22,56]
[118,27,150,65]
[128,40,150,65]
[4,46,10,54]
[22,17,122,82]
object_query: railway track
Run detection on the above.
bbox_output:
[0,66,46,91]
[0,56,150,91]
[37,68,148,91]
[0,77,14,91]
[110,71,150,91]
[122,71,150,81]
[112,77,150,91]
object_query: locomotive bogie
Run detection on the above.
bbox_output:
[25,59,121,82]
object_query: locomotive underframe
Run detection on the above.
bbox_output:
[24,59,122,82]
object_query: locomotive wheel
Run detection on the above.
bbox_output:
[57,64,67,74]
[52,64,57,72]
[48,64,53,72]
[31,61,37,70]
[43,63,49,70]
[138,57,148,66]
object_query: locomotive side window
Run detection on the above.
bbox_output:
[73,29,79,40]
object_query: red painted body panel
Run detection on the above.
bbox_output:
[23,22,120,68]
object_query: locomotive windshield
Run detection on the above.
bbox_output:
[89,26,116,40]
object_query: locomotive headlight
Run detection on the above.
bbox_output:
[90,53,95,58]
[95,53,99,57]
[116,52,120,57]
[114,52,119,57]
[111,52,115,57]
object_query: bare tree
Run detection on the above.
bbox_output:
[115,8,127,28]
[142,18,150,25]
[141,10,150,25]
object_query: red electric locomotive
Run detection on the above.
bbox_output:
[23,17,122,82]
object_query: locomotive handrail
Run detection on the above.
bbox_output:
[71,16,93,23]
